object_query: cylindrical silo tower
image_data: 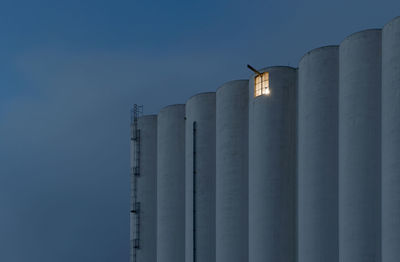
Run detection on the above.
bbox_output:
[382,16,400,262]
[157,104,186,262]
[185,93,216,262]
[297,46,339,262]
[130,114,158,262]
[216,80,249,262]
[248,66,297,262]
[339,29,382,262]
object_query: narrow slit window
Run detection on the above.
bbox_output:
[254,72,270,97]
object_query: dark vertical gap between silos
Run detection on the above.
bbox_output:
[294,71,299,262]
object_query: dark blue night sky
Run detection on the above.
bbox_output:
[0,0,399,261]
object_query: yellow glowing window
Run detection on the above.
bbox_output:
[254,72,270,97]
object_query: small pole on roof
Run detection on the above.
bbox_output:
[247,64,262,76]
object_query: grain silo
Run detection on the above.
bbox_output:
[216,80,249,262]
[185,93,216,262]
[339,29,382,262]
[248,66,297,262]
[297,46,339,262]
[382,16,400,262]
[157,104,186,262]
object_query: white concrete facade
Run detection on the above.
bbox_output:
[216,80,249,262]
[298,46,339,262]
[382,16,400,262]
[157,104,186,262]
[185,93,216,262]
[248,67,297,262]
[339,29,382,262]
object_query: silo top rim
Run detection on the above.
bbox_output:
[216,79,249,92]
[299,45,339,64]
[259,65,296,71]
[159,103,185,113]
[384,16,400,29]
[341,28,382,44]
[186,92,216,103]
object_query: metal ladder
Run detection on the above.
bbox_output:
[130,104,143,262]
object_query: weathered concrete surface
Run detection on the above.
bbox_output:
[339,29,382,262]
[248,67,297,262]
[298,46,339,262]
[382,16,400,262]
[185,93,216,262]
[157,104,186,262]
[216,80,249,262]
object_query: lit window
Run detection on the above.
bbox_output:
[254,72,270,97]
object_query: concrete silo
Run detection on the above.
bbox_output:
[297,46,339,262]
[216,80,249,262]
[130,115,158,262]
[339,29,382,262]
[248,67,297,262]
[157,104,186,262]
[185,93,216,262]
[382,16,400,262]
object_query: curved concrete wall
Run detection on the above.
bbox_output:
[382,16,400,262]
[298,47,339,262]
[185,93,216,262]
[339,29,382,262]
[216,80,249,262]
[134,115,157,262]
[157,105,186,262]
[248,67,297,262]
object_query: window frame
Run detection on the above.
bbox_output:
[254,71,270,97]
